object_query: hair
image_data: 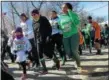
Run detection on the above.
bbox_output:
[51,10,57,14]
[84,23,87,26]
[105,24,108,27]
[20,13,28,20]
[88,16,92,20]
[31,9,39,14]
[15,27,23,33]
[64,3,73,10]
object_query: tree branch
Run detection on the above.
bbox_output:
[31,1,37,9]
[10,2,20,17]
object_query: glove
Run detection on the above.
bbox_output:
[25,51,29,54]
[14,50,18,53]
[46,36,52,42]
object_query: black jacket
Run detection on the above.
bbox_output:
[33,16,52,38]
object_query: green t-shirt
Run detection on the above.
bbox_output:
[58,9,80,38]
[82,23,91,39]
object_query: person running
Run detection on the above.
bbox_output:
[82,23,92,53]
[11,27,32,80]
[104,24,109,46]
[49,11,66,65]
[1,30,15,63]
[20,13,40,68]
[88,16,102,55]
[58,3,83,73]
[79,29,84,55]
[31,9,60,74]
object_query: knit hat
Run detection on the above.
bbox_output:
[15,27,23,33]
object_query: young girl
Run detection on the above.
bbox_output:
[11,27,32,80]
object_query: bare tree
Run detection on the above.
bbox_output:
[10,2,20,17]
[95,16,105,23]
[26,2,30,17]
[31,1,44,11]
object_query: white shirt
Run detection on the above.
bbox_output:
[20,19,34,39]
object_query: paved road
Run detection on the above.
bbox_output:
[5,48,109,80]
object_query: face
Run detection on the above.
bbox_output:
[50,12,57,19]
[11,30,15,37]
[88,19,92,23]
[20,16,26,22]
[15,32,22,36]
[61,4,68,13]
[31,13,39,20]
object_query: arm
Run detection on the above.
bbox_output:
[82,24,91,34]
[25,38,32,52]
[68,9,80,27]
[44,17,52,36]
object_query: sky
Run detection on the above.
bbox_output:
[79,2,108,21]
[2,1,108,21]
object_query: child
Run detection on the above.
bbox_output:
[11,27,32,80]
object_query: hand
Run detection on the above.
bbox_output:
[14,50,18,53]
[46,36,51,42]
[46,36,49,42]
[25,51,29,54]
[25,34,28,37]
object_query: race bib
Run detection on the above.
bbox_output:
[63,22,72,32]
[17,44,24,51]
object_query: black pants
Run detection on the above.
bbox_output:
[1,45,15,62]
[51,33,66,59]
[18,61,27,74]
[39,36,47,59]
[91,37,95,47]
[39,36,55,59]
[29,38,40,66]
[79,45,82,55]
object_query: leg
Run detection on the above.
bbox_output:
[55,34,66,65]
[39,37,48,72]
[29,38,40,67]
[1,47,7,61]
[20,61,27,74]
[95,39,101,55]
[20,61,27,80]
[79,45,82,55]
[51,35,60,69]
[6,45,15,63]
[63,37,72,59]
[70,33,80,67]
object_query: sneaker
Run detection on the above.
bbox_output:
[52,64,56,69]
[39,70,48,75]
[77,67,82,73]
[77,67,88,74]
[96,52,103,55]
[56,60,60,70]
[21,74,27,80]
[32,61,36,68]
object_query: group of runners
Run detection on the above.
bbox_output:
[1,2,109,80]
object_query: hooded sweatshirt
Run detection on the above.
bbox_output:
[11,37,32,62]
[20,19,34,39]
